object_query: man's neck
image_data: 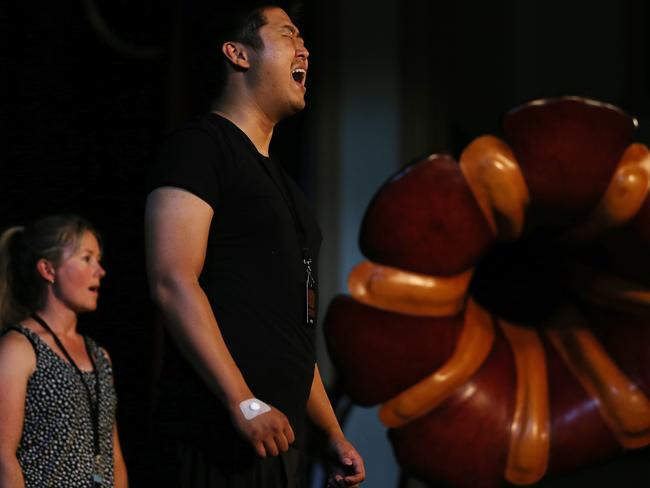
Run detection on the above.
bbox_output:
[212,100,276,157]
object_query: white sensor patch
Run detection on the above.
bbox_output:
[239,398,271,420]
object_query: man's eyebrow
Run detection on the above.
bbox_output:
[280,24,302,37]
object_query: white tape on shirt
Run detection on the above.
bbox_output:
[239,398,271,420]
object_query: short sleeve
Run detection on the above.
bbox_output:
[147,127,225,210]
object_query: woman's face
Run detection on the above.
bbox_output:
[52,231,106,313]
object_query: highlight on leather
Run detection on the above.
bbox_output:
[459,135,530,240]
[499,320,550,485]
[323,97,650,487]
[379,299,494,427]
[546,308,650,449]
[563,143,650,241]
[348,260,473,317]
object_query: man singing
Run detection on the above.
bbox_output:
[145,2,365,486]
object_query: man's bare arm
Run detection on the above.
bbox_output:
[307,365,365,486]
[145,187,294,457]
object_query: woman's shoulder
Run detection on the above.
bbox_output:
[1,323,39,345]
[0,326,38,375]
[3,321,49,350]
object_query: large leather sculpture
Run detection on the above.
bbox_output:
[323,97,650,487]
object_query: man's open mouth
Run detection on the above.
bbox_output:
[291,68,306,85]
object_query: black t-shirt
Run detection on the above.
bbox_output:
[147,113,322,446]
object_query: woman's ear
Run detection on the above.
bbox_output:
[222,41,251,69]
[36,259,56,284]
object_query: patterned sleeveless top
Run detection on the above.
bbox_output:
[7,324,117,487]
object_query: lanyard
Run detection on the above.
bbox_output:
[256,156,317,326]
[31,313,104,484]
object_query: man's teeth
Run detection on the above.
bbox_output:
[292,68,306,82]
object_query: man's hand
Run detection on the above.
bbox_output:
[231,403,295,458]
[327,435,366,487]
[305,366,366,486]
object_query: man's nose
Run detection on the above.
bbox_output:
[296,38,309,59]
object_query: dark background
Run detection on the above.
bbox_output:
[2,0,649,486]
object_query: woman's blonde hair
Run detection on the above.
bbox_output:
[0,215,101,328]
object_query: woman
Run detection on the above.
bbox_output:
[0,215,127,487]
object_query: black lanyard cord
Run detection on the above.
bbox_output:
[256,156,318,326]
[30,313,101,456]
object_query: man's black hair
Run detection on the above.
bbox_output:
[188,1,302,106]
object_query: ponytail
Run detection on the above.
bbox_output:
[0,226,28,328]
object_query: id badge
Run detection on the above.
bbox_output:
[304,257,317,326]
[92,454,104,485]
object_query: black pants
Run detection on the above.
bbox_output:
[152,434,308,488]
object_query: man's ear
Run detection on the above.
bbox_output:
[222,41,251,69]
